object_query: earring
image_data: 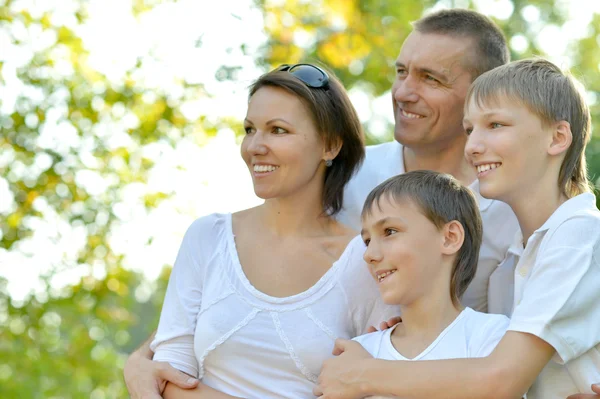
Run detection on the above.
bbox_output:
[325,159,333,167]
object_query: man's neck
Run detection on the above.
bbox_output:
[402,141,475,186]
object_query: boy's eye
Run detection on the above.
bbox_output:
[384,228,397,236]
[363,238,370,247]
[491,122,503,129]
[464,127,473,136]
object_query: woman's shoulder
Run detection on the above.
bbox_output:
[187,212,229,234]
[181,213,230,251]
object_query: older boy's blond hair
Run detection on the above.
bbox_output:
[465,58,592,198]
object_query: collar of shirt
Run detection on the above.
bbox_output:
[506,192,597,257]
[534,192,597,234]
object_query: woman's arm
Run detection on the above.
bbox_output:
[164,382,244,399]
[315,331,555,399]
[124,331,199,399]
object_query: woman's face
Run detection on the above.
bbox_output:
[241,86,328,201]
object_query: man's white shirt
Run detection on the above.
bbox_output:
[338,141,519,312]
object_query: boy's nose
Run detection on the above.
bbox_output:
[465,131,485,158]
[363,242,383,265]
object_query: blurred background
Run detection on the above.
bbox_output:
[1,0,600,397]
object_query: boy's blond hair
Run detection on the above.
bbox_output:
[465,58,592,198]
[361,170,483,307]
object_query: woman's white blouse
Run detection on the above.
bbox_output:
[151,213,398,399]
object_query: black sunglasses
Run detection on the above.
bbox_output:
[276,63,330,89]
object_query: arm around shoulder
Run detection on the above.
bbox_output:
[317,331,554,399]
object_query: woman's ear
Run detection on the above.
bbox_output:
[323,138,342,162]
[548,120,572,156]
[441,220,465,256]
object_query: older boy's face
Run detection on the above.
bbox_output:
[392,32,474,150]
[463,97,555,204]
[360,198,448,306]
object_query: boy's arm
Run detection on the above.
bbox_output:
[314,331,554,399]
[124,331,199,399]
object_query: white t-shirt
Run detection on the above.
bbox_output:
[488,193,600,398]
[353,307,509,361]
[151,213,399,399]
[338,141,519,312]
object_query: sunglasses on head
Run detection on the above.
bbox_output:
[276,63,330,89]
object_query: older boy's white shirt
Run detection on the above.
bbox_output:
[337,141,519,313]
[488,193,600,398]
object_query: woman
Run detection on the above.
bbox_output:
[150,64,398,398]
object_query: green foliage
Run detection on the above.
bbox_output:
[2,0,600,397]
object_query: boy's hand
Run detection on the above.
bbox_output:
[313,339,374,398]
[566,383,600,399]
[367,316,402,333]
[124,346,198,398]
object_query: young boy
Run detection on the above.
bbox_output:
[354,171,509,365]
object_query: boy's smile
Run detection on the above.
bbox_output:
[376,269,397,283]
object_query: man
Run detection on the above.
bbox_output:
[336,9,517,315]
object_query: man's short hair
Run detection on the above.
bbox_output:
[414,9,509,78]
[466,58,592,198]
[361,170,483,307]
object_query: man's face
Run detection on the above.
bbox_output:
[392,31,475,150]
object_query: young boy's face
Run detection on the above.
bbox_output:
[360,197,449,306]
[463,95,555,203]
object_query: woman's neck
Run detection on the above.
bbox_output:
[258,182,336,238]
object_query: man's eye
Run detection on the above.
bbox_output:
[397,68,407,76]
[425,75,438,82]
[244,127,255,134]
